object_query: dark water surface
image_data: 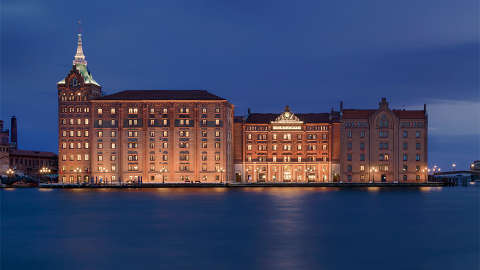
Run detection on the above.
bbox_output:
[1,186,478,270]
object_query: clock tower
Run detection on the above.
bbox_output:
[57,32,101,183]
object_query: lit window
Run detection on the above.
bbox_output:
[97,108,103,114]
[111,108,116,114]
[84,154,89,161]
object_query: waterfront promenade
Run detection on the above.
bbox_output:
[34,182,446,189]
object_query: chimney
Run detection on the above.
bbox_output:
[11,116,17,149]
[247,108,251,115]
[0,120,3,132]
[340,101,343,112]
[424,103,427,112]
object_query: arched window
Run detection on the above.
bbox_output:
[378,114,389,128]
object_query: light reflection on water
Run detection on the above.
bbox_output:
[2,187,478,270]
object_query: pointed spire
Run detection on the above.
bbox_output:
[73,33,87,66]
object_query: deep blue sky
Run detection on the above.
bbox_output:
[1,0,478,170]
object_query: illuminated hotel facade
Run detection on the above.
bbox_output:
[233,107,342,183]
[58,34,233,184]
[57,33,428,184]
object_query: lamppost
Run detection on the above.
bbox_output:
[217,167,225,183]
[452,163,456,171]
[160,167,167,184]
[39,167,51,183]
[6,168,15,183]
[370,167,378,183]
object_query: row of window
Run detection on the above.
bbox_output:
[346,130,422,138]
[346,165,426,173]
[346,153,422,161]
[96,107,222,115]
[62,129,222,138]
[247,133,328,141]
[61,118,89,125]
[246,156,328,162]
[346,142,422,151]
[247,144,328,151]
[61,107,89,113]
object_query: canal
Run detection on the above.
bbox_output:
[1,186,478,270]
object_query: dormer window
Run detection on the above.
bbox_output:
[70,78,78,88]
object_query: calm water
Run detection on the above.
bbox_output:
[1,186,478,270]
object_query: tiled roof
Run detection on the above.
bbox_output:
[246,113,332,124]
[393,110,426,119]
[342,109,425,119]
[95,90,226,101]
[10,150,57,158]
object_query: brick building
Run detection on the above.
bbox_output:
[0,120,9,175]
[58,34,233,184]
[233,106,342,183]
[340,98,428,182]
[57,32,429,184]
[0,118,58,177]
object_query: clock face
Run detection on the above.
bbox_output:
[284,112,290,118]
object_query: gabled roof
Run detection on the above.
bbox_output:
[94,90,226,101]
[246,113,332,124]
[57,64,100,86]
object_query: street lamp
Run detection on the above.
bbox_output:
[370,167,377,183]
[217,167,225,183]
[452,163,456,171]
[6,168,15,183]
[39,167,51,183]
[160,167,167,184]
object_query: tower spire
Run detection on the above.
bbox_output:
[73,21,87,66]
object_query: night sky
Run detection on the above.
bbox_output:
[1,0,478,170]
